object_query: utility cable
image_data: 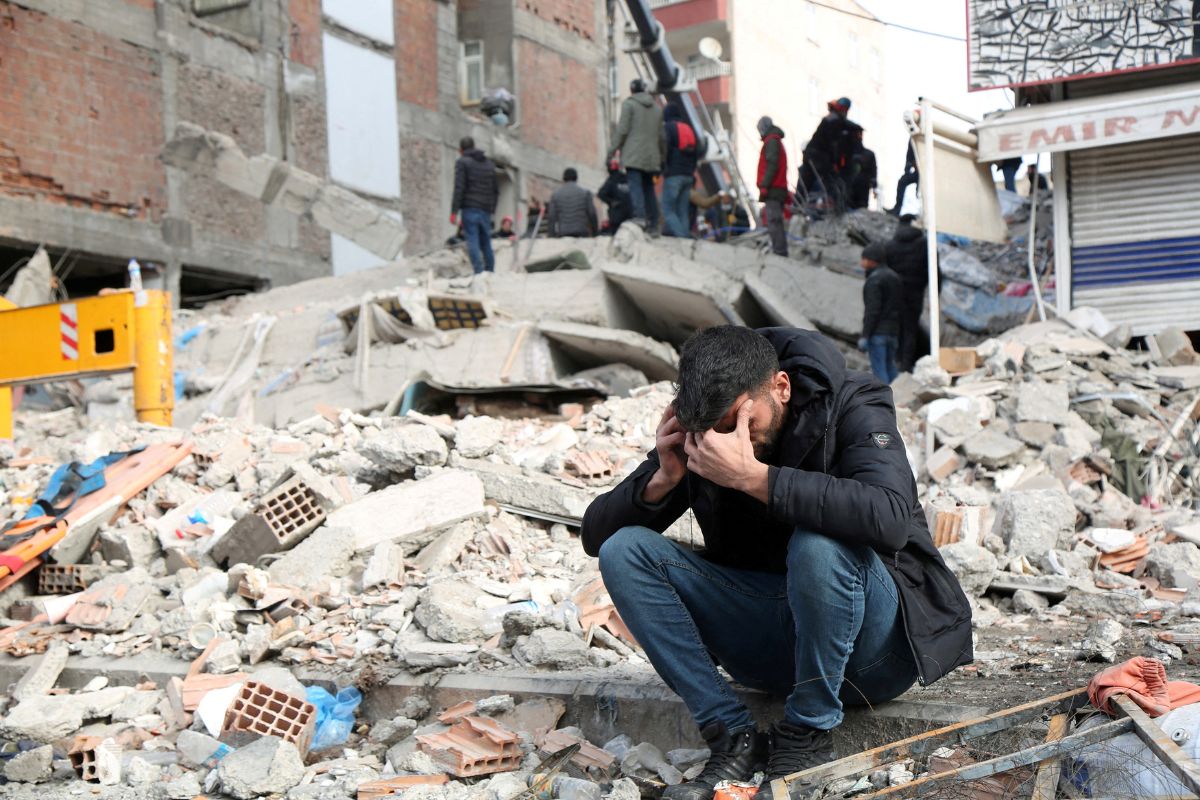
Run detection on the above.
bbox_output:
[805,0,966,42]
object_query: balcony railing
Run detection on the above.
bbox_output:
[684,60,732,82]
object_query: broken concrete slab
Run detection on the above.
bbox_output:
[742,273,816,330]
[266,524,355,588]
[961,429,1025,469]
[514,629,595,670]
[326,469,486,553]
[454,416,503,459]
[414,581,488,644]
[12,641,68,702]
[1015,380,1070,425]
[359,423,449,473]
[600,262,741,346]
[3,744,53,784]
[451,456,598,522]
[217,736,305,800]
[539,320,679,382]
[163,122,406,260]
[995,489,1077,559]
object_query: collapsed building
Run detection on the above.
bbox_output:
[0,0,611,299]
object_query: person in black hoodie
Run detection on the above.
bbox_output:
[662,103,700,237]
[597,160,632,234]
[581,325,972,800]
[885,215,930,372]
[858,242,902,383]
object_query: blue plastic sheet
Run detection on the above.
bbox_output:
[306,686,362,750]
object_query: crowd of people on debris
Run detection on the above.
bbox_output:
[445,80,888,274]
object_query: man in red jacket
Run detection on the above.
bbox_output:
[756,116,789,256]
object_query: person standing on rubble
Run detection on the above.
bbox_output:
[581,325,971,800]
[609,78,665,232]
[800,98,852,212]
[662,103,700,237]
[888,140,918,216]
[858,242,902,383]
[450,136,499,273]
[547,168,599,238]
[886,214,930,372]
[756,116,789,256]
[598,159,633,234]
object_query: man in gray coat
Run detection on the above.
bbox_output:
[609,78,665,232]
[547,168,598,238]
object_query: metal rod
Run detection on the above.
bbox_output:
[920,96,979,124]
[856,718,1134,798]
[1112,694,1200,796]
[920,99,941,357]
[1027,152,1047,322]
[773,688,1089,797]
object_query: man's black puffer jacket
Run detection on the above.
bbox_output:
[580,327,973,687]
[452,149,499,214]
[886,222,928,290]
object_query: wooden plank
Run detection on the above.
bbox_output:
[1111,695,1200,797]
[772,688,1090,798]
[1031,713,1068,800]
[856,719,1133,799]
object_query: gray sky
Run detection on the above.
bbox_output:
[855,0,1013,204]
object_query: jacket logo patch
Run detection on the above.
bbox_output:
[870,432,893,449]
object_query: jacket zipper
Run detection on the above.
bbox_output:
[894,550,928,686]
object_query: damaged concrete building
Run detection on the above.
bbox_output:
[0,0,610,301]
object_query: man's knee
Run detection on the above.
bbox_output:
[786,530,868,577]
[597,526,666,573]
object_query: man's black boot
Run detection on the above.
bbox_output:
[661,722,767,800]
[751,721,837,800]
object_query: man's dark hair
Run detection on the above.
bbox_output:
[563,167,578,182]
[630,78,646,94]
[460,136,475,151]
[674,326,779,432]
[899,213,917,225]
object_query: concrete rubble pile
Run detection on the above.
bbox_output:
[897,312,1200,672]
[0,374,720,798]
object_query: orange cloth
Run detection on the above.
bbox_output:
[1089,656,1200,717]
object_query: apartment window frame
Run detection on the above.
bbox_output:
[460,40,484,106]
[805,3,818,43]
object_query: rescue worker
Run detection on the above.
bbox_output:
[756,116,789,256]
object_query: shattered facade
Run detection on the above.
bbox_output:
[968,0,1200,89]
[0,0,608,298]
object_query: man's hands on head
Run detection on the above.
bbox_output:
[642,399,771,506]
[683,399,770,503]
[642,405,688,504]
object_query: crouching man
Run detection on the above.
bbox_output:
[580,326,972,800]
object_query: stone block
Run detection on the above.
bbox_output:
[1145,542,1200,590]
[513,628,594,669]
[995,489,1077,558]
[327,470,486,553]
[455,416,504,458]
[1015,380,1070,425]
[217,737,305,800]
[962,429,1025,469]
[414,580,487,643]
[3,745,52,783]
[359,423,449,473]
[937,541,997,597]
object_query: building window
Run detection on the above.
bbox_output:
[460,40,484,105]
[805,3,818,43]
[848,32,859,67]
[869,47,881,82]
[808,77,820,116]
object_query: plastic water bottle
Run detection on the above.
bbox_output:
[127,258,143,292]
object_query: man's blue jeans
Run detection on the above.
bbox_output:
[599,526,917,732]
[867,334,899,384]
[462,207,495,273]
[662,174,692,237]
[626,168,659,229]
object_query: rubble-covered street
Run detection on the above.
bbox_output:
[1,220,1200,798]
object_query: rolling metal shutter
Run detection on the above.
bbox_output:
[1070,134,1200,334]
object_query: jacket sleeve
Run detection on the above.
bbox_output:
[862,275,882,337]
[610,102,632,159]
[451,159,466,214]
[767,389,914,553]
[760,139,780,189]
[586,191,598,234]
[598,177,616,205]
[546,194,560,235]
[580,450,690,556]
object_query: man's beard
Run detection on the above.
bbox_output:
[752,397,785,461]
